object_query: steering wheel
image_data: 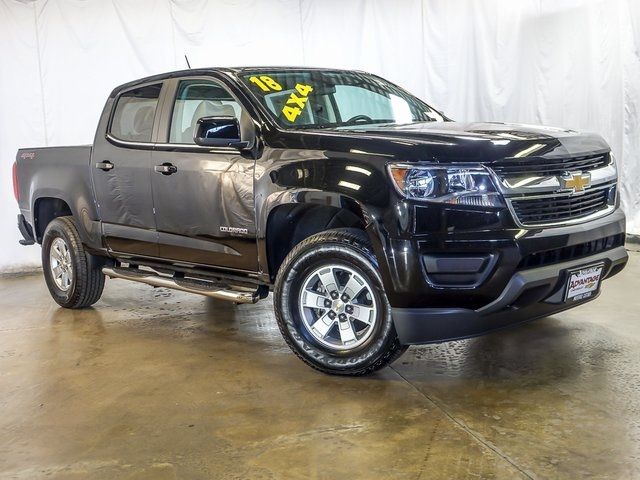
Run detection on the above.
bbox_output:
[345,114,374,124]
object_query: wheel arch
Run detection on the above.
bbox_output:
[31,194,102,250]
[259,189,390,284]
[33,196,73,243]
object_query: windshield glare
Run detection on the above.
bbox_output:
[240,71,443,130]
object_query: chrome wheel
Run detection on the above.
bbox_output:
[299,264,378,351]
[49,237,73,291]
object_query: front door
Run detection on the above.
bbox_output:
[150,78,258,271]
[91,82,163,257]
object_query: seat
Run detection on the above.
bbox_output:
[132,105,155,141]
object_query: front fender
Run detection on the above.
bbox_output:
[254,148,400,292]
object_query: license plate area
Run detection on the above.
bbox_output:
[564,263,604,302]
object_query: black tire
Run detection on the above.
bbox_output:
[274,229,407,375]
[41,216,105,309]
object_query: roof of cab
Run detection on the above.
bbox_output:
[109,67,233,97]
[109,66,359,97]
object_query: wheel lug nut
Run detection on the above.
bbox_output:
[324,299,332,308]
[345,305,353,314]
[339,313,347,321]
[330,291,339,299]
[328,311,336,319]
[341,294,349,302]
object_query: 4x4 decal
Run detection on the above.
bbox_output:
[248,75,313,123]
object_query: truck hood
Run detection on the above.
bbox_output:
[293,121,610,163]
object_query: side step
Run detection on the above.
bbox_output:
[102,267,259,304]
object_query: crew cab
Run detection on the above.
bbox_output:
[13,67,628,375]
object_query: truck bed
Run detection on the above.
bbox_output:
[15,145,95,240]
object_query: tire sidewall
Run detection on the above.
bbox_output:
[42,219,80,307]
[275,235,397,374]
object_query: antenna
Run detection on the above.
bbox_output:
[184,55,192,69]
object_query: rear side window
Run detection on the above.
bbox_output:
[110,83,162,142]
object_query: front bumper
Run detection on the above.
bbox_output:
[392,245,628,344]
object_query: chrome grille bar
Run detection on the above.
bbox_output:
[490,153,611,178]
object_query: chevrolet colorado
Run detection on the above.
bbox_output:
[13,67,628,375]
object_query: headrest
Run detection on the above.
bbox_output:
[191,100,236,125]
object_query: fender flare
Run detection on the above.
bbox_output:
[257,188,394,290]
[31,188,101,248]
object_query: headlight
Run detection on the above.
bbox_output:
[388,163,504,207]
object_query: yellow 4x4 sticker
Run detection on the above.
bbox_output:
[282,84,313,122]
[248,76,313,123]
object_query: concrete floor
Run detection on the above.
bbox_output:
[1,255,639,480]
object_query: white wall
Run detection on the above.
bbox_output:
[1,0,638,272]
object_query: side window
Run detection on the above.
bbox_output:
[169,80,242,144]
[110,83,162,142]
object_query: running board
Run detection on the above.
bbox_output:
[102,267,259,304]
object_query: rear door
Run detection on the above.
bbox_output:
[91,82,163,257]
[150,76,258,271]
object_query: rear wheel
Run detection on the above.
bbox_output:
[274,229,407,375]
[42,217,105,308]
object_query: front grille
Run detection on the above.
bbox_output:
[510,185,613,226]
[518,234,624,269]
[491,153,610,177]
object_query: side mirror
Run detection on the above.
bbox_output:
[194,116,248,149]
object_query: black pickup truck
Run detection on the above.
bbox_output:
[13,67,628,375]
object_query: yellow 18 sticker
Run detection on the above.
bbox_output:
[248,75,282,92]
[282,83,314,123]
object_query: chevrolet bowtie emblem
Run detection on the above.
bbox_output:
[561,171,591,193]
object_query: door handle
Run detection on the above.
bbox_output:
[154,163,178,176]
[95,161,114,171]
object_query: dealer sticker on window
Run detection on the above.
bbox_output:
[565,263,604,302]
[247,75,314,123]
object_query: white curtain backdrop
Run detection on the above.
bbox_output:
[1,0,638,272]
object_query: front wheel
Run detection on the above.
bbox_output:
[274,229,407,375]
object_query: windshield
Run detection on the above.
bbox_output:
[239,70,444,130]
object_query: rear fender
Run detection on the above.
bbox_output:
[30,188,101,249]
